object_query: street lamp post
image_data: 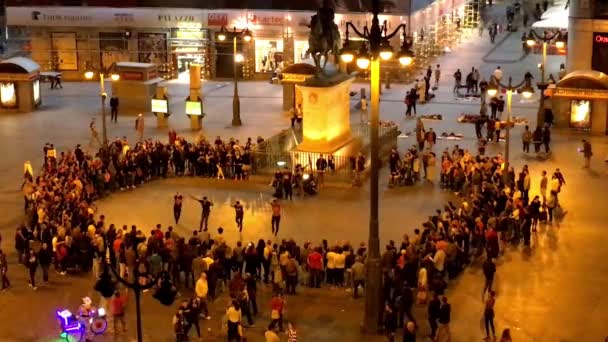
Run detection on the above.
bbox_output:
[217,27,252,127]
[525,30,564,126]
[95,259,175,342]
[487,76,534,182]
[340,0,414,332]
[85,68,120,147]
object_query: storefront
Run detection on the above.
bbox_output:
[550,70,608,134]
[0,57,41,112]
[7,5,461,80]
[6,7,207,80]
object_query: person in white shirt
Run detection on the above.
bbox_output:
[430,248,446,273]
[493,66,503,82]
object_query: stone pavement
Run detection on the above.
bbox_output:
[1,3,608,340]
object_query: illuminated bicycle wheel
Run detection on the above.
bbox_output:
[90,317,108,335]
[60,329,84,342]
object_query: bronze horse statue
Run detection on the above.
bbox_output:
[307,8,342,73]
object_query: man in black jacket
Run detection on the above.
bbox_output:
[428,293,441,339]
[110,96,119,123]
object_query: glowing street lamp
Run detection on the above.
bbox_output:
[84,65,120,148]
[340,6,414,333]
[217,26,253,127]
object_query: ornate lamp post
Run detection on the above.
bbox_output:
[84,66,120,147]
[95,259,176,342]
[217,26,252,127]
[339,0,414,332]
[524,30,565,126]
[487,76,534,181]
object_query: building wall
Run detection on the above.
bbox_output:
[567,0,608,72]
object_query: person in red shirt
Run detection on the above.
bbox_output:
[307,247,323,288]
[269,293,285,332]
[109,289,128,334]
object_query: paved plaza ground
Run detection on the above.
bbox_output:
[1,5,608,340]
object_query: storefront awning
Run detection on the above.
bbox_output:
[0,57,40,74]
[552,70,608,99]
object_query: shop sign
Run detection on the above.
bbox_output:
[553,87,608,100]
[113,13,135,24]
[280,73,313,83]
[121,71,144,81]
[595,34,608,43]
[249,14,285,26]
[31,11,93,23]
[158,15,196,23]
[208,13,228,26]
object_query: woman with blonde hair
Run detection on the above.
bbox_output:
[417,266,428,304]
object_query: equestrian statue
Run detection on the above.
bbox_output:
[307,6,342,73]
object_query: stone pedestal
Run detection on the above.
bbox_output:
[190,115,202,130]
[157,114,168,128]
[291,74,359,169]
[189,64,203,131]
[154,86,168,128]
[295,75,354,152]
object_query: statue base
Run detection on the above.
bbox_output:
[295,73,354,152]
[190,115,202,130]
[290,71,357,171]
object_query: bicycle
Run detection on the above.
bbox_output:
[56,308,108,342]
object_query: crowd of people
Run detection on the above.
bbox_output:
[11,138,564,341]
[381,144,566,342]
[15,133,266,288]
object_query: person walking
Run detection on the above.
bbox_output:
[405,91,414,117]
[270,199,281,236]
[582,139,592,168]
[383,303,397,342]
[191,195,212,231]
[435,296,451,342]
[316,155,327,188]
[26,248,38,290]
[0,249,10,291]
[89,118,101,148]
[110,95,119,123]
[233,201,244,232]
[173,193,183,225]
[427,292,441,339]
[269,292,285,332]
[109,289,128,334]
[472,68,480,93]
[351,256,365,298]
[453,69,462,93]
[522,125,533,153]
[38,242,52,284]
[482,258,496,297]
[195,273,211,320]
[135,113,145,143]
[434,64,441,87]
[484,291,497,340]
[287,321,298,342]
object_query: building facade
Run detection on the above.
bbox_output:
[5,0,473,80]
[547,0,608,134]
